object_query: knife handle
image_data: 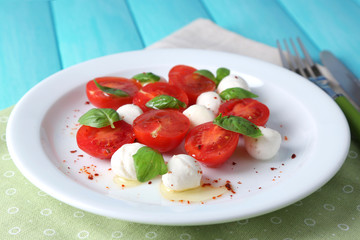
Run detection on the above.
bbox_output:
[334,95,360,142]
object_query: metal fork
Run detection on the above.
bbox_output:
[277,37,338,99]
[277,37,360,142]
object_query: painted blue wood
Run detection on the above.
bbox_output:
[202,0,320,60]
[0,1,61,110]
[51,0,144,68]
[127,0,211,46]
[278,0,360,78]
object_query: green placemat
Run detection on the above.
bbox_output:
[1,105,359,240]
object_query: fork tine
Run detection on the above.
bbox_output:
[283,40,299,74]
[297,37,321,76]
[276,40,290,70]
[289,38,311,78]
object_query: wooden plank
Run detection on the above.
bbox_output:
[51,0,144,68]
[202,0,320,60]
[0,1,61,109]
[278,0,360,78]
[127,0,211,46]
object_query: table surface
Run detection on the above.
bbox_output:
[1,0,360,110]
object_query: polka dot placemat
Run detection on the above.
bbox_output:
[1,106,359,240]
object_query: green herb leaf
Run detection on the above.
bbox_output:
[133,146,168,182]
[132,72,160,84]
[194,69,216,82]
[94,79,129,97]
[145,95,187,110]
[213,114,262,138]
[215,67,230,84]
[220,87,259,100]
[78,108,120,129]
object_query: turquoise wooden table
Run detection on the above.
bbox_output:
[1,1,360,239]
[1,0,360,110]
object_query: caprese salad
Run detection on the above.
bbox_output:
[75,64,282,200]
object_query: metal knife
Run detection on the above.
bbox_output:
[320,50,360,142]
[320,51,360,106]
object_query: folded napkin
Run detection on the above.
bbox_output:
[1,19,359,240]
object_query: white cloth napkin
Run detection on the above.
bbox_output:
[148,18,349,99]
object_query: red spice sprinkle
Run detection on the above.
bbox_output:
[212,196,216,199]
[284,136,288,141]
[78,155,84,157]
[225,182,236,194]
[70,150,77,153]
[122,184,125,188]
[202,183,212,187]
[270,167,277,171]
[108,168,112,171]
[213,180,218,183]
[68,167,70,169]
[106,186,109,189]
[187,201,190,204]
[88,174,94,180]
[259,187,262,189]
[94,173,99,176]
[85,101,90,105]
[232,162,237,165]
[291,154,297,159]
[237,181,242,184]
[168,171,172,174]
[63,160,66,162]
[148,181,152,185]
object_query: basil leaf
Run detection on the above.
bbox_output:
[213,114,262,138]
[145,95,187,110]
[78,108,120,129]
[133,146,168,182]
[215,67,230,84]
[220,87,259,100]
[132,72,160,84]
[194,69,216,82]
[94,79,129,97]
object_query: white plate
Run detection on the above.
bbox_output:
[6,49,350,225]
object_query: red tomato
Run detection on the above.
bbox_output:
[133,110,190,152]
[168,65,216,105]
[86,77,142,110]
[132,82,188,112]
[218,98,270,126]
[76,121,135,159]
[184,122,240,167]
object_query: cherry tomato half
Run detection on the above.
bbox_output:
[184,122,240,167]
[132,82,189,112]
[133,110,190,152]
[76,120,135,159]
[168,65,216,105]
[86,77,142,110]
[218,98,270,126]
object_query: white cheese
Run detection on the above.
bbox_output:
[182,104,215,128]
[217,74,250,93]
[116,104,143,125]
[244,127,281,160]
[162,154,202,191]
[196,91,222,115]
[110,142,146,180]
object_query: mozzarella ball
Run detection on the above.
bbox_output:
[182,104,215,128]
[244,127,281,160]
[196,91,222,115]
[217,74,250,93]
[162,154,202,191]
[116,104,143,125]
[111,143,146,180]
